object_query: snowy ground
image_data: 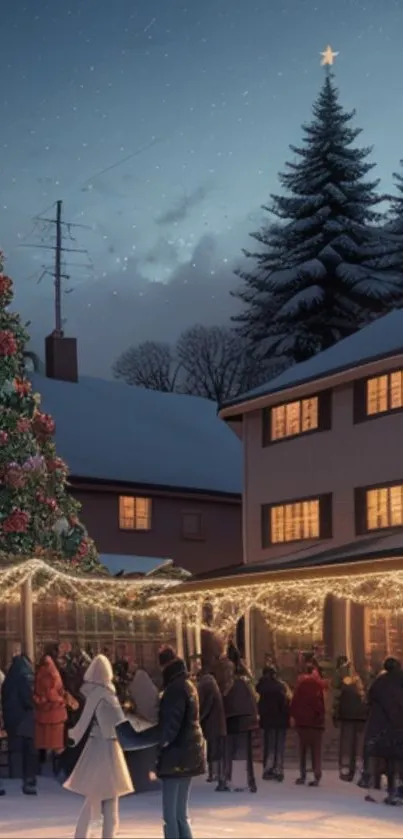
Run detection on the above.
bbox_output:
[1,768,402,838]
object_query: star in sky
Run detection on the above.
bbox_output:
[320,45,339,66]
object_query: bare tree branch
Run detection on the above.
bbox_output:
[177,325,253,402]
[112,341,181,391]
[112,326,283,403]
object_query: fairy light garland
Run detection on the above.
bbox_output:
[150,567,403,635]
[0,557,177,617]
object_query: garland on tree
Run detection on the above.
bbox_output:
[0,258,104,574]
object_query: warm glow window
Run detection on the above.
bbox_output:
[270,397,319,441]
[270,499,320,544]
[119,496,151,530]
[366,485,403,531]
[366,371,403,416]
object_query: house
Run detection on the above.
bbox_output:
[219,307,403,569]
[159,310,403,678]
[31,334,242,577]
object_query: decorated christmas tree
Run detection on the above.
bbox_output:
[0,255,101,573]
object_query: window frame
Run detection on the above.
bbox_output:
[118,495,152,531]
[261,493,332,548]
[355,480,403,535]
[181,510,204,541]
[262,389,332,446]
[354,369,403,424]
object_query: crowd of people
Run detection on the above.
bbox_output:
[0,639,403,837]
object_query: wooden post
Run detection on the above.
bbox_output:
[175,615,184,660]
[346,599,353,662]
[244,606,253,673]
[332,597,349,659]
[21,576,34,662]
[195,603,202,656]
[186,624,195,664]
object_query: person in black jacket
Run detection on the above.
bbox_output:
[363,657,403,805]
[256,665,291,781]
[332,655,367,782]
[223,646,258,793]
[157,650,206,839]
[190,654,227,789]
[1,653,37,795]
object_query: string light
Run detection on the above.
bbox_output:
[150,567,403,636]
[0,557,177,617]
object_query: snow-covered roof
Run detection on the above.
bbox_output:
[100,554,168,575]
[223,308,403,409]
[31,373,242,495]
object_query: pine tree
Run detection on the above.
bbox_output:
[0,255,101,573]
[382,160,403,271]
[233,72,401,364]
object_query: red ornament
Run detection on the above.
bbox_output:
[16,417,31,433]
[32,411,55,440]
[45,497,57,511]
[4,465,26,489]
[0,430,8,445]
[0,330,17,357]
[2,509,30,533]
[77,539,89,557]
[0,274,12,297]
[14,378,31,397]
[47,456,67,473]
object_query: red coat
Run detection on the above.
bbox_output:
[34,656,67,750]
[290,673,326,730]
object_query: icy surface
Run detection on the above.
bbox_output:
[233,307,403,404]
[30,374,242,495]
[1,771,403,838]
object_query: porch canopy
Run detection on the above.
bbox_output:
[152,549,403,637]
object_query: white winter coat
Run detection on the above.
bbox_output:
[63,655,133,801]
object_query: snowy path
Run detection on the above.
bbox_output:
[1,769,402,838]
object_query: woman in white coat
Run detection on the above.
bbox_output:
[64,654,133,839]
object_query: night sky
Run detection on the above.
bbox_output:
[2,0,403,376]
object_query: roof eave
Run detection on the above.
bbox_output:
[69,474,241,502]
[218,347,403,419]
[161,553,403,596]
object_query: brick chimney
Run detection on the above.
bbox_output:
[45,332,78,383]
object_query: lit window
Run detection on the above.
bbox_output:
[270,397,319,441]
[270,498,320,544]
[367,485,403,531]
[367,371,403,416]
[119,496,151,530]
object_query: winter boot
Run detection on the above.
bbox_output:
[22,783,37,796]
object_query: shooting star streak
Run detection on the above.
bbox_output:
[144,18,156,33]
[80,136,164,192]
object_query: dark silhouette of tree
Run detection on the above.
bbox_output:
[233,72,401,364]
[177,325,252,402]
[113,341,180,392]
[113,325,275,403]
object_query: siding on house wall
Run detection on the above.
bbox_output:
[71,486,242,576]
[244,380,403,564]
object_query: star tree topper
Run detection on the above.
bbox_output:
[320,45,339,66]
